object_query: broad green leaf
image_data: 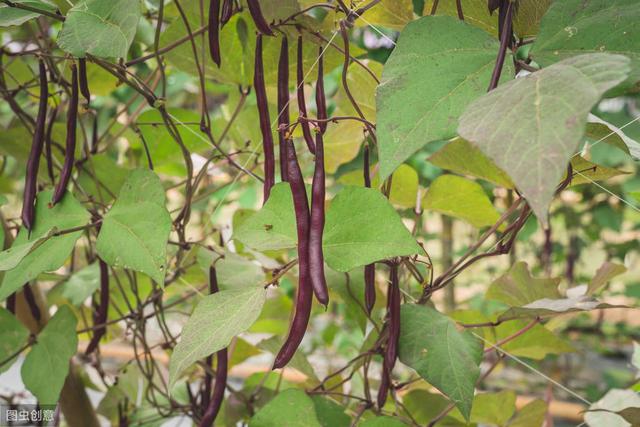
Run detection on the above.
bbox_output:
[324,120,367,173]
[495,321,574,359]
[0,191,90,302]
[429,138,514,188]
[233,183,297,252]
[422,174,501,228]
[423,0,552,38]
[469,391,516,426]
[338,164,420,209]
[377,15,512,180]
[0,228,56,271]
[323,186,422,272]
[458,53,631,223]
[359,417,408,427]
[57,0,141,58]
[398,304,483,419]
[168,286,267,389]
[588,261,627,295]
[586,116,640,159]
[258,336,319,382]
[311,396,350,427]
[531,0,640,91]
[0,307,30,373]
[334,60,382,122]
[250,389,322,427]
[486,262,561,307]
[355,0,413,31]
[586,389,640,427]
[61,263,101,305]
[76,154,128,203]
[228,337,261,368]
[216,252,264,290]
[326,269,367,333]
[402,390,460,425]
[21,306,78,404]
[570,156,629,186]
[0,0,56,26]
[507,399,547,427]
[96,169,172,285]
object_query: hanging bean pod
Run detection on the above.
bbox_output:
[315,46,327,134]
[309,131,328,306]
[22,59,48,231]
[296,36,316,154]
[254,34,275,203]
[85,259,109,355]
[78,58,91,106]
[247,0,273,35]
[277,36,290,182]
[220,0,233,25]
[208,0,222,67]
[363,144,376,313]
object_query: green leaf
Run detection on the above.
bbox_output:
[531,0,640,92]
[57,0,142,58]
[311,396,350,427]
[0,228,56,271]
[422,174,501,228]
[486,262,561,306]
[338,164,420,209]
[402,390,458,425]
[0,0,56,26]
[377,15,512,180]
[323,186,422,272]
[61,263,101,305]
[359,416,408,427]
[429,138,514,188]
[469,391,516,426]
[507,399,547,427]
[458,53,631,223]
[495,321,574,360]
[355,0,414,31]
[233,182,297,252]
[76,154,128,203]
[257,335,319,383]
[0,191,90,302]
[250,389,322,427]
[570,156,629,186]
[398,304,483,420]
[588,261,627,295]
[168,286,267,389]
[0,307,30,373]
[585,389,640,427]
[96,169,172,285]
[21,306,78,404]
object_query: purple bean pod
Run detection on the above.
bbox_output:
[199,267,227,427]
[85,259,109,355]
[247,0,273,35]
[363,144,376,313]
[309,132,328,306]
[273,140,312,369]
[296,36,316,154]
[220,0,233,25]
[208,0,222,67]
[78,58,91,106]
[44,106,57,184]
[22,59,48,231]
[277,36,290,182]
[385,264,400,372]
[254,34,275,203]
[315,47,327,134]
[52,63,79,205]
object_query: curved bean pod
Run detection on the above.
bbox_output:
[309,132,328,305]
[247,0,273,35]
[273,140,312,369]
[52,63,79,205]
[296,36,316,154]
[220,0,233,25]
[85,259,109,355]
[315,47,327,134]
[208,0,221,67]
[22,59,48,231]
[363,144,376,313]
[385,263,400,371]
[254,35,275,202]
[277,36,290,182]
[78,58,91,106]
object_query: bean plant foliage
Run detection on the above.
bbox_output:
[0,0,639,426]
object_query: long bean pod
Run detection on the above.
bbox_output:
[377,364,390,408]
[247,0,273,35]
[208,0,222,67]
[220,0,233,25]
[52,63,79,205]
[277,36,290,182]
[254,35,275,203]
[385,263,400,371]
[309,132,328,306]
[44,106,57,184]
[85,259,109,355]
[199,267,227,427]
[273,140,312,369]
[22,59,48,231]
[296,36,316,154]
[315,47,327,134]
[78,58,91,106]
[363,144,376,313]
